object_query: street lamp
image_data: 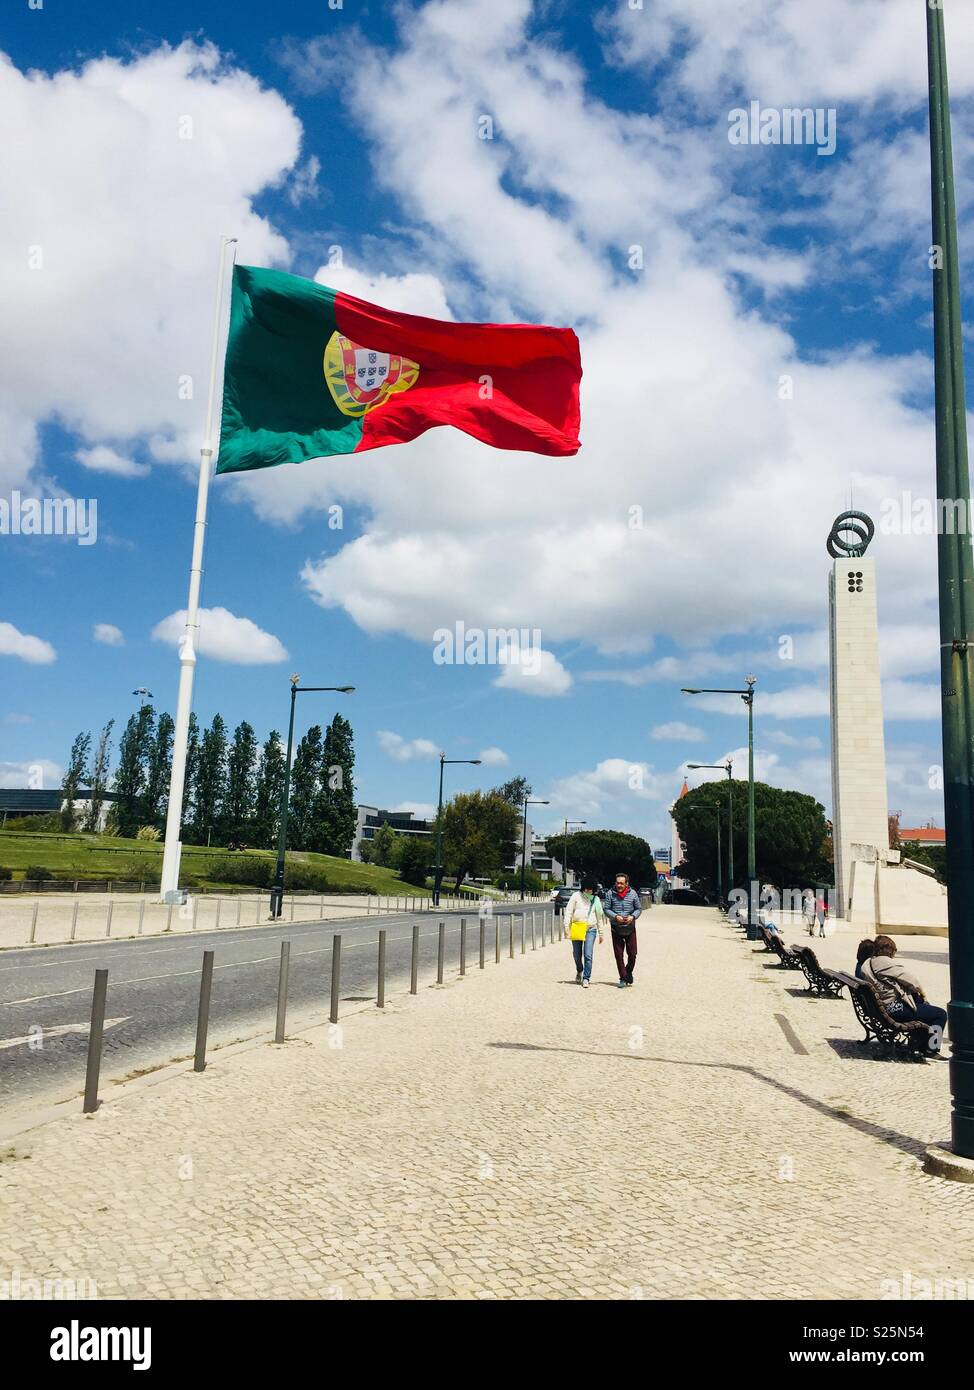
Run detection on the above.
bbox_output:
[432,754,482,905]
[927,2,974,1162]
[520,797,549,901]
[688,760,734,894]
[269,674,355,918]
[683,678,757,936]
[562,819,586,885]
[702,803,723,906]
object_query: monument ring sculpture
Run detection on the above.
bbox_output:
[827,509,875,559]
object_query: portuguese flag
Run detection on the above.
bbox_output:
[215,265,581,474]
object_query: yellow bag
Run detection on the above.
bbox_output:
[569,903,595,941]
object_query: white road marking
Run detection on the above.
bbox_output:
[0,1017,130,1049]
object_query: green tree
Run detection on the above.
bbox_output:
[369,820,398,868]
[60,731,91,831]
[112,706,156,837]
[144,712,174,829]
[223,720,258,845]
[252,730,286,851]
[288,724,322,851]
[313,713,357,856]
[441,790,520,890]
[180,712,200,839]
[672,780,832,897]
[542,828,655,888]
[83,720,114,832]
[397,835,431,887]
[192,714,228,846]
[494,775,532,807]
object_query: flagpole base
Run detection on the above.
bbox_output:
[923,1144,974,1183]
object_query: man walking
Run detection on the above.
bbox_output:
[604,872,641,988]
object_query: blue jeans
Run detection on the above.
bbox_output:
[888,998,948,1051]
[571,927,597,981]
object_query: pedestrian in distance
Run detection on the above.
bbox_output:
[563,877,605,989]
[604,871,641,988]
[814,889,828,938]
[802,888,816,935]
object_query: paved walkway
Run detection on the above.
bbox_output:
[1,906,972,1300]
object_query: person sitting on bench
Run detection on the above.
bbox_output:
[860,936,947,1051]
[855,938,876,979]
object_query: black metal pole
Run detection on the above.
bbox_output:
[82,968,108,1114]
[433,755,445,907]
[330,934,341,1024]
[437,921,445,984]
[479,917,485,969]
[270,684,298,919]
[460,917,466,976]
[377,928,386,1008]
[410,921,419,994]
[274,940,290,1044]
[194,950,214,1072]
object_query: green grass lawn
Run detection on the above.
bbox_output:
[0,830,428,895]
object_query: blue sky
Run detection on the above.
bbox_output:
[2,0,973,850]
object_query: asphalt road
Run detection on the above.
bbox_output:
[0,904,555,1116]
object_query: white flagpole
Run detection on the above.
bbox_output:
[159,235,237,901]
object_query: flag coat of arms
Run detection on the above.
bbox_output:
[216,265,581,474]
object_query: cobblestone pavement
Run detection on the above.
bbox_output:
[1,906,972,1300]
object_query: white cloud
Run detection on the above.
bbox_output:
[3,712,33,724]
[152,607,287,664]
[93,622,124,647]
[0,621,56,664]
[0,759,62,788]
[376,731,441,761]
[651,721,705,742]
[0,41,299,495]
[493,647,572,697]
[478,746,509,766]
[392,800,436,819]
[74,446,148,479]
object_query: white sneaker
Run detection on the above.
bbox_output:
[581,979,590,989]
[575,972,582,984]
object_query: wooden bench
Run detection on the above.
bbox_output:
[835,972,937,1059]
[760,927,803,970]
[794,947,846,998]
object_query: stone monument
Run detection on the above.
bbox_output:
[827,511,947,934]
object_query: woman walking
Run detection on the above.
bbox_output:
[563,877,606,989]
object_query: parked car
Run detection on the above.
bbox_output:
[552,885,575,915]
[662,887,710,907]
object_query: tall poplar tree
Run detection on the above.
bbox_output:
[288,724,322,852]
[112,707,156,836]
[223,720,258,845]
[315,713,357,856]
[192,714,228,846]
[252,730,286,850]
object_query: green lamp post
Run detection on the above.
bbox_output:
[927,0,974,1160]
[683,680,757,936]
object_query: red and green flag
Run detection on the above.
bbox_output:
[215,265,581,474]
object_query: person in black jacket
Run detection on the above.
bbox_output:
[604,873,641,988]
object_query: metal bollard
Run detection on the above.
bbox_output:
[105,902,114,938]
[410,922,419,994]
[215,898,222,930]
[520,914,526,955]
[289,895,295,922]
[531,911,536,951]
[274,940,290,1044]
[255,896,260,925]
[437,921,445,984]
[192,896,199,931]
[236,896,242,926]
[138,900,146,936]
[495,916,500,964]
[83,968,109,1114]
[29,903,38,944]
[479,918,486,969]
[166,903,173,933]
[330,935,342,1025]
[377,929,386,1009]
[509,914,515,959]
[194,950,215,1073]
[70,901,79,942]
[460,918,467,976]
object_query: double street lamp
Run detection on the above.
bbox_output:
[562,819,586,885]
[269,674,355,919]
[520,797,549,901]
[432,753,481,906]
[682,678,757,937]
[702,803,723,905]
[687,760,734,896]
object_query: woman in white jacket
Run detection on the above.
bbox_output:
[562,877,606,989]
